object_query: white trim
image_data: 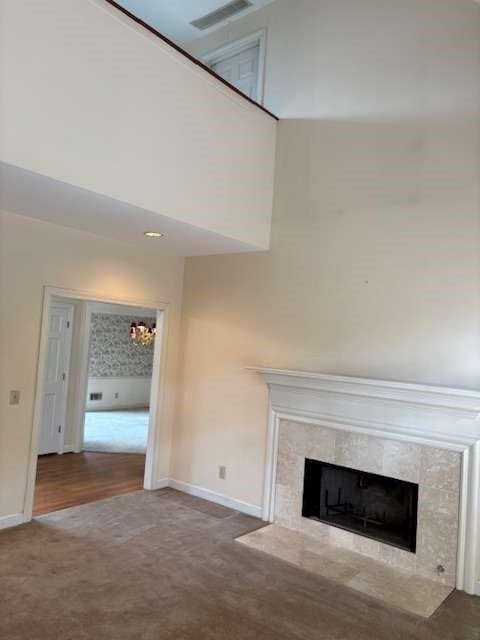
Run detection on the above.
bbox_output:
[72,301,89,453]
[143,308,168,490]
[88,302,156,318]
[59,303,74,455]
[87,376,152,383]
[202,29,267,105]
[0,513,27,531]
[249,367,480,595]
[168,478,262,518]
[153,477,170,490]
[24,286,170,521]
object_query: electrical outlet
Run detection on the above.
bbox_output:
[9,390,20,405]
[219,465,226,480]
[114,392,119,399]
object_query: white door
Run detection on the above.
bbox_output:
[38,304,73,455]
[210,43,260,100]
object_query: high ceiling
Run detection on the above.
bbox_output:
[116,0,276,43]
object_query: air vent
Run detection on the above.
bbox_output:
[191,0,253,31]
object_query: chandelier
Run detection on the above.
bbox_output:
[130,321,156,347]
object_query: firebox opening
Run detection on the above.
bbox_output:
[302,459,418,553]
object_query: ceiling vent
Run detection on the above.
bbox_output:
[190,0,253,31]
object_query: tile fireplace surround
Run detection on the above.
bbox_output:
[249,368,480,596]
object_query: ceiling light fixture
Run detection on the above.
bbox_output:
[130,321,156,347]
[144,231,164,238]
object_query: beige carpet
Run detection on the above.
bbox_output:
[0,489,479,639]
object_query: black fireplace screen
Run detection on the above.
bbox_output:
[302,459,418,552]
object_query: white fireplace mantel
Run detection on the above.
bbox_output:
[248,368,480,596]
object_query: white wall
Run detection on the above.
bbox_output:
[0,0,276,249]
[0,211,184,520]
[172,0,480,513]
[85,377,151,411]
[187,0,480,120]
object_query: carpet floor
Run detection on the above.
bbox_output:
[83,409,149,453]
[1,489,479,640]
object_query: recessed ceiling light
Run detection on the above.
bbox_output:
[144,231,164,238]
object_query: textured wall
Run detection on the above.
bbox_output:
[88,313,154,378]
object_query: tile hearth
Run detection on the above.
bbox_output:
[237,524,453,618]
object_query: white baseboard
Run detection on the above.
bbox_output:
[167,478,262,519]
[0,513,26,530]
[62,445,79,454]
[86,403,149,412]
[152,477,169,490]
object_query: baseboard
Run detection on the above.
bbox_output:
[85,404,149,412]
[167,478,262,519]
[476,581,480,597]
[0,513,26,531]
[152,477,169,490]
[62,445,80,454]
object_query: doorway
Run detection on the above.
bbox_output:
[27,287,168,519]
[82,302,155,455]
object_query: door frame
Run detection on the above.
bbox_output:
[38,300,75,455]
[24,286,170,521]
[202,29,267,105]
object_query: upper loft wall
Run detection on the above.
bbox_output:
[0,0,277,250]
[186,0,480,119]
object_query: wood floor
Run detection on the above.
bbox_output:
[33,451,145,516]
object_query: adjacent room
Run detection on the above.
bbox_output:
[84,304,155,455]
[1,0,480,638]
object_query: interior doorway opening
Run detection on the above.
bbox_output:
[28,289,167,518]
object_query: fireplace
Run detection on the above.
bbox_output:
[302,458,418,552]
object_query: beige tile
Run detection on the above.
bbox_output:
[276,451,304,487]
[329,526,357,551]
[382,439,421,483]
[275,484,302,528]
[420,446,461,493]
[346,567,452,618]
[274,420,461,593]
[237,525,452,618]
[302,550,360,582]
[379,543,417,574]
[334,431,384,474]
[352,534,382,560]
[278,420,312,451]
[297,514,331,540]
[415,506,458,586]
[418,485,459,519]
